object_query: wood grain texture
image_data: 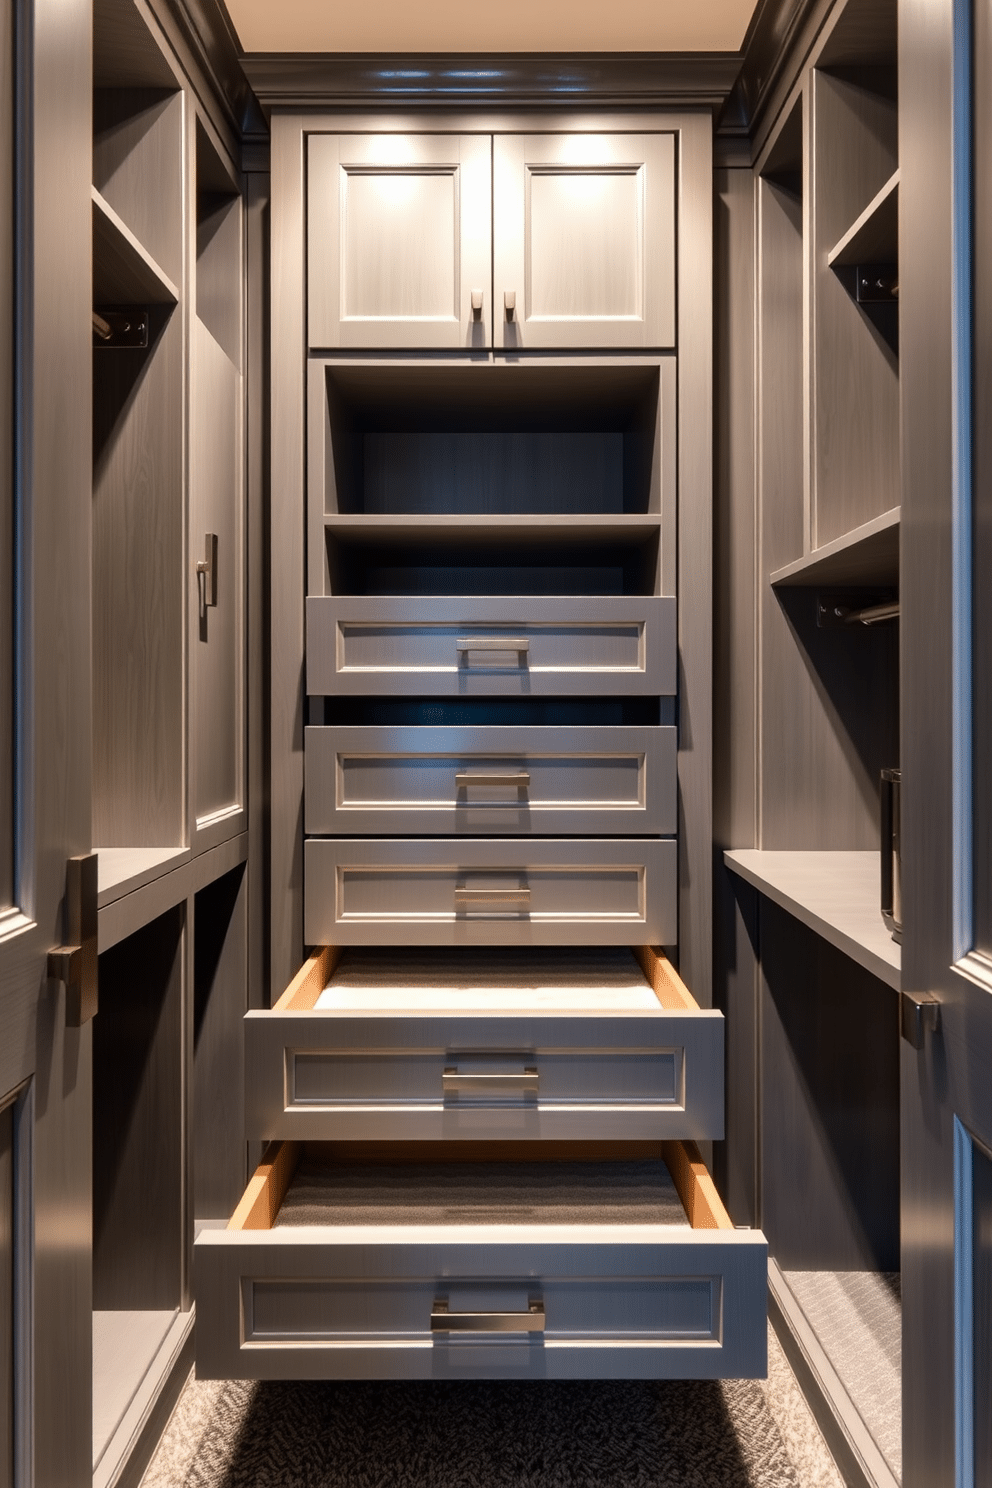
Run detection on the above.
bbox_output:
[193,865,248,1220]
[269,115,307,997]
[246,171,269,1012]
[675,113,714,1004]
[0,1102,11,1488]
[94,905,184,1308]
[810,67,899,545]
[274,944,339,1011]
[770,504,899,586]
[661,1139,734,1230]
[93,87,184,287]
[0,0,11,915]
[92,187,179,304]
[633,944,699,1010]
[191,318,244,829]
[724,848,900,986]
[228,1140,300,1231]
[93,304,185,848]
[758,902,899,1270]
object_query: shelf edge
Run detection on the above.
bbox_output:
[826,168,901,269]
[770,506,900,587]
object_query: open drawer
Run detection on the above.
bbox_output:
[304,837,676,946]
[245,946,724,1143]
[194,1139,767,1381]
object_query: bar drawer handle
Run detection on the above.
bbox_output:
[431,1300,544,1333]
[443,1066,539,1094]
[456,637,530,652]
[454,887,530,905]
[455,772,531,788]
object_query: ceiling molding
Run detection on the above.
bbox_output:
[156,0,266,135]
[240,52,743,115]
[717,0,828,145]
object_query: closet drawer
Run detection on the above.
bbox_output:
[306,597,676,697]
[245,946,723,1144]
[304,838,676,946]
[194,1141,767,1382]
[305,725,676,836]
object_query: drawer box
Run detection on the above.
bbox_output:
[245,946,724,1143]
[304,838,676,946]
[304,725,676,837]
[194,1139,767,1382]
[306,597,676,698]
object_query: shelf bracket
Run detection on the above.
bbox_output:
[856,265,898,304]
[92,307,149,348]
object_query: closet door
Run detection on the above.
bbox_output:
[308,134,491,350]
[493,134,675,350]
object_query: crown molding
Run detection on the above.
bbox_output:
[717,0,828,148]
[240,52,743,115]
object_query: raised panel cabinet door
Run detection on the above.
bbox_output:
[493,134,675,350]
[308,134,492,350]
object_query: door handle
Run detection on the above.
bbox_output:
[456,637,529,653]
[471,289,484,319]
[431,1298,544,1333]
[455,772,530,788]
[443,1066,539,1094]
[48,852,98,1026]
[196,532,218,607]
[901,991,940,1049]
[504,290,516,321]
[454,886,530,906]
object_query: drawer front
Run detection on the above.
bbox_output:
[305,725,676,837]
[304,838,676,946]
[195,1232,767,1383]
[306,597,676,697]
[244,1009,724,1143]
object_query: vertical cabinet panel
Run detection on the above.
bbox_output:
[191,318,244,830]
[0,1101,10,1488]
[308,134,492,350]
[493,134,676,350]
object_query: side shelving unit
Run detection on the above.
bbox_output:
[729,0,904,1483]
[89,4,250,1488]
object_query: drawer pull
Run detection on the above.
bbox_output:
[431,1299,545,1333]
[454,886,530,905]
[456,637,530,652]
[443,1066,539,1094]
[455,771,531,788]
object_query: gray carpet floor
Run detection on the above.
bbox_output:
[141,1327,844,1488]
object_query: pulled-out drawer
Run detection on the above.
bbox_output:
[194,1139,767,1381]
[245,946,724,1143]
[304,838,676,946]
[306,597,676,697]
[305,725,676,836]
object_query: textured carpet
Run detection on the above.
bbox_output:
[784,1270,901,1481]
[277,1157,689,1228]
[141,1327,845,1488]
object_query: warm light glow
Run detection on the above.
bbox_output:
[225,0,759,54]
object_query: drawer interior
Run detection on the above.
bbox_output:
[316,697,667,727]
[273,943,700,1016]
[227,1137,732,1234]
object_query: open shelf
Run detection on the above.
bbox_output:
[770,505,899,587]
[96,845,189,908]
[828,168,899,268]
[92,187,177,305]
[724,848,900,987]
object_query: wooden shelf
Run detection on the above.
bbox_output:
[770,507,899,587]
[828,169,899,269]
[92,187,179,306]
[724,849,900,988]
[96,846,189,908]
[325,514,661,544]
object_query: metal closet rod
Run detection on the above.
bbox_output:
[844,600,900,625]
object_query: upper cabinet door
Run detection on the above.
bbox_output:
[308,133,492,350]
[493,134,676,350]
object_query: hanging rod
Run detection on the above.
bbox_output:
[843,600,900,626]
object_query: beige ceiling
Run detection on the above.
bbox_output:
[225,0,758,55]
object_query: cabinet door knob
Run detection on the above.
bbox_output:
[470,289,483,318]
[196,532,218,607]
[504,290,516,320]
[901,991,941,1048]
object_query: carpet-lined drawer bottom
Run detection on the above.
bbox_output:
[194,1140,767,1382]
